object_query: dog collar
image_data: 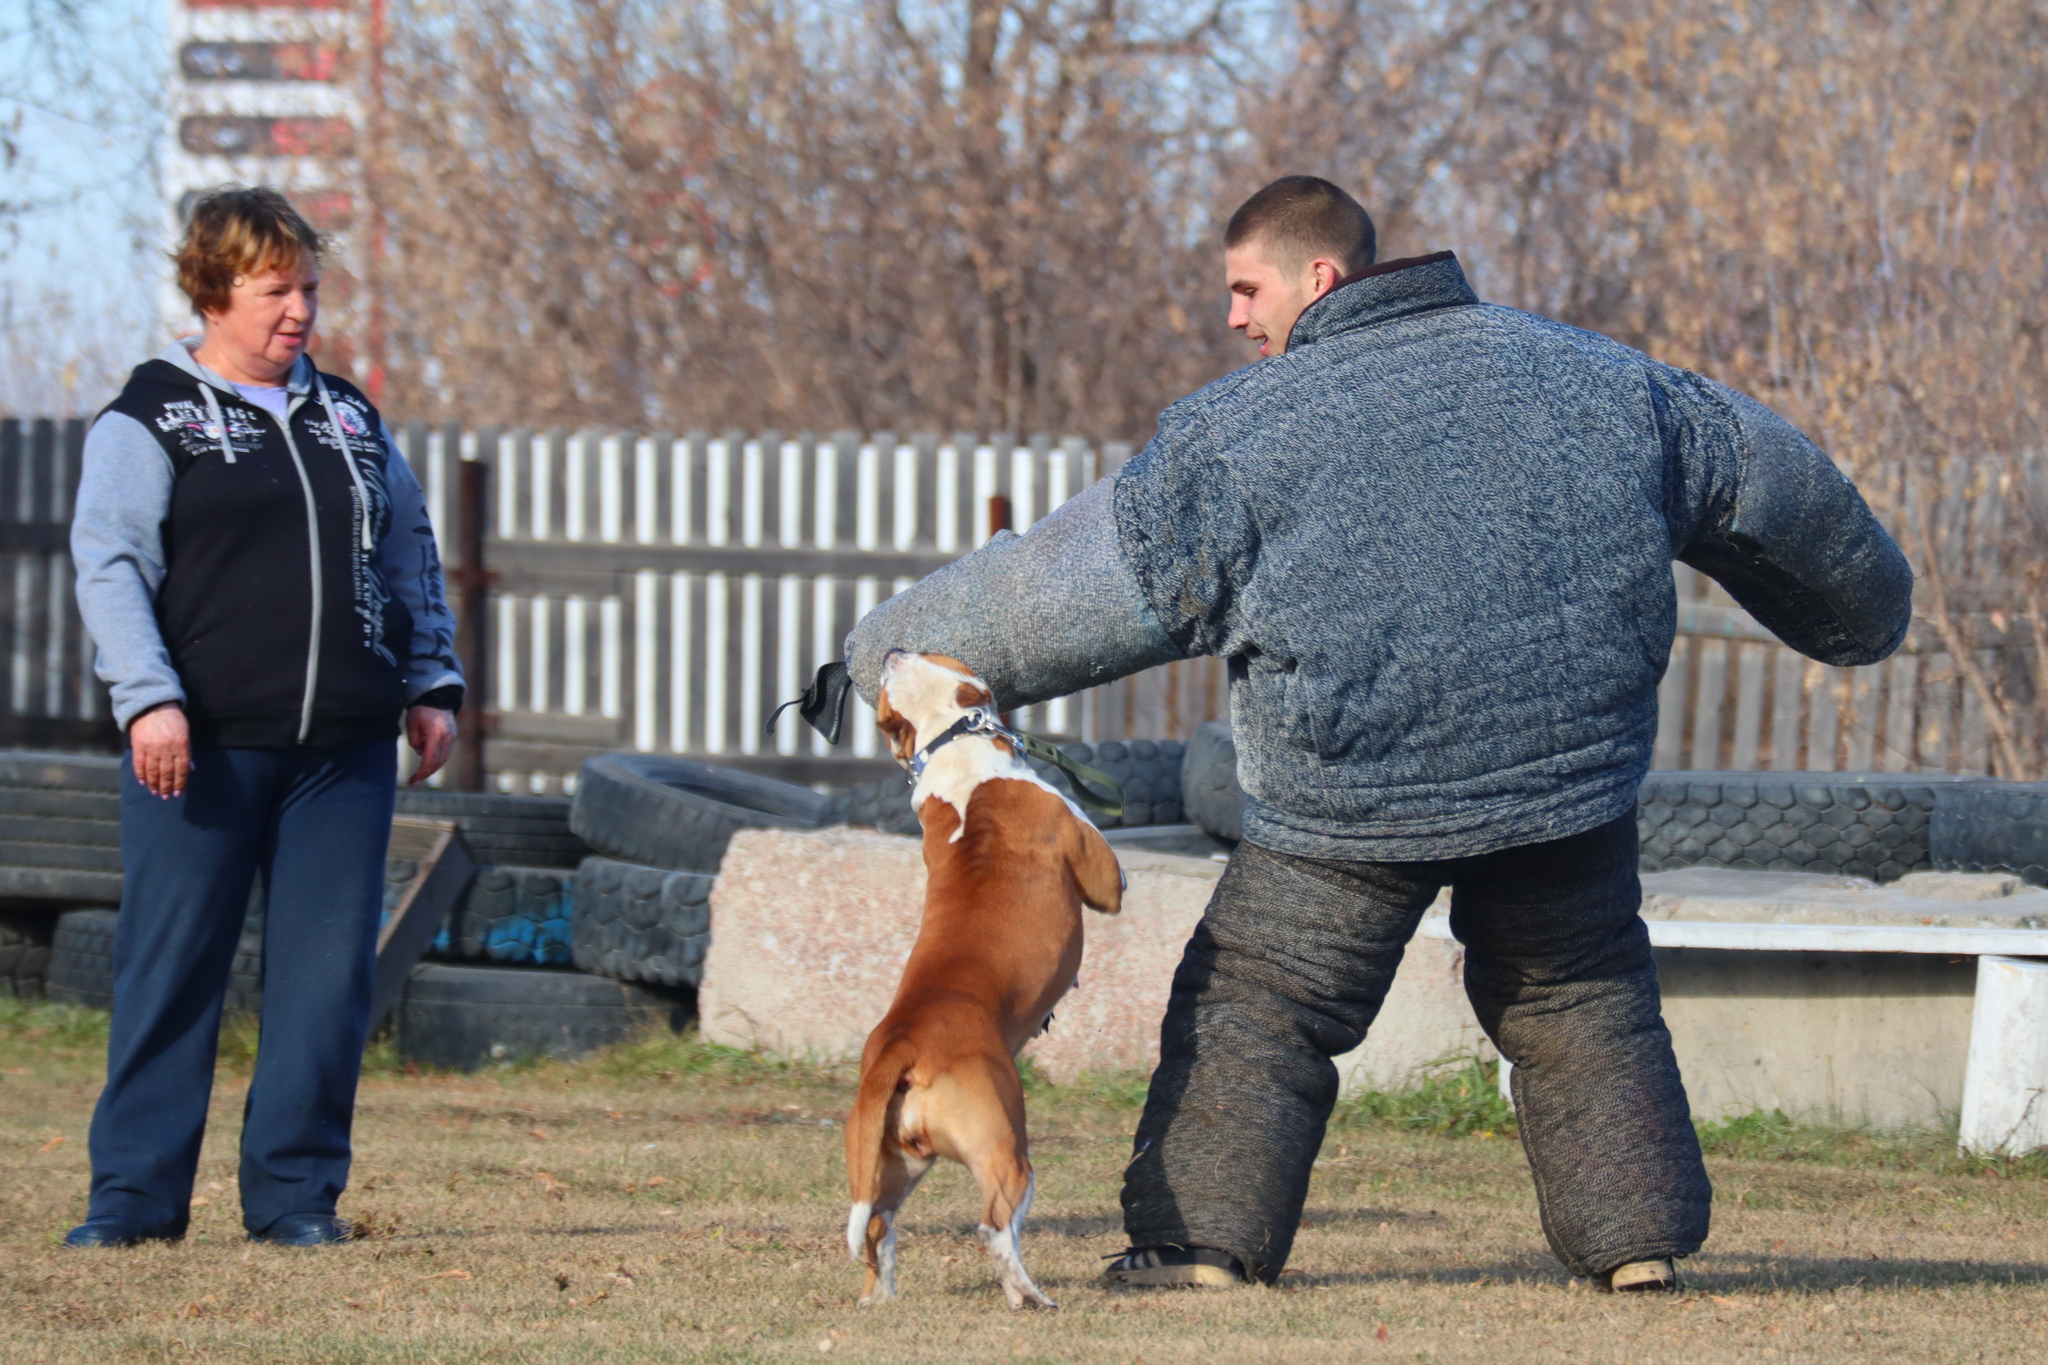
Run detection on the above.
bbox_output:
[908,708,1125,817]
[909,707,1009,785]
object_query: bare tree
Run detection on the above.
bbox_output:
[374,0,1243,437]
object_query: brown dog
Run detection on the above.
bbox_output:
[844,651,1123,1308]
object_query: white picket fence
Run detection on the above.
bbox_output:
[400,427,1194,792]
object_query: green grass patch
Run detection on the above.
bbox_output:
[0,996,112,1050]
[1334,1055,1517,1138]
[1696,1106,2048,1179]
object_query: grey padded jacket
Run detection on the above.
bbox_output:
[848,252,1912,861]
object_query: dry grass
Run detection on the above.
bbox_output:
[4,1003,2048,1364]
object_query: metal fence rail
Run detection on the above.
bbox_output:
[0,414,2010,792]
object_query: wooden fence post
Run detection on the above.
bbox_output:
[451,458,492,790]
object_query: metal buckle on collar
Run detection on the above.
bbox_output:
[908,707,1007,784]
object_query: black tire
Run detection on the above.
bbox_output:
[569,755,831,872]
[1637,771,1979,883]
[1931,783,2048,886]
[44,908,265,1016]
[396,962,689,1070]
[1181,721,1244,844]
[571,856,714,988]
[393,791,591,869]
[1026,739,1184,829]
[46,908,118,1009]
[0,909,54,1000]
[0,752,122,792]
[822,775,922,837]
[439,865,576,965]
[225,931,265,1017]
[0,754,126,906]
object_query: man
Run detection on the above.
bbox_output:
[844,176,1911,1292]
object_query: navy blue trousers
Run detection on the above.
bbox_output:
[86,741,395,1237]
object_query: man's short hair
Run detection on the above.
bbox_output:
[173,185,324,316]
[1225,176,1376,276]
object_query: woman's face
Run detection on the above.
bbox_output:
[202,257,320,382]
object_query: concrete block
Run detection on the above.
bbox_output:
[1960,955,2048,1157]
[700,827,1482,1086]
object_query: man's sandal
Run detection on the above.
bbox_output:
[1102,1245,1248,1289]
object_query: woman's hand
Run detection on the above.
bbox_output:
[407,705,458,786]
[130,703,193,799]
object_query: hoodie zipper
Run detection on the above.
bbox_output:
[251,389,325,746]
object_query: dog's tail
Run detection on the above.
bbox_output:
[845,1035,917,1262]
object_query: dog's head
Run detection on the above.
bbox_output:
[875,651,997,767]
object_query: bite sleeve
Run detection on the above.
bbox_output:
[845,476,1182,708]
[1663,371,1913,668]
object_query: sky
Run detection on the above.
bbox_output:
[0,0,167,415]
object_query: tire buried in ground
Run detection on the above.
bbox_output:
[0,909,54,999]
[570,755,831,872]
[46,908,118,1010]
[396,962,690,1070]
[47,908,266,1016]
[571,856,714,988]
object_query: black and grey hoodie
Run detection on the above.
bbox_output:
[72,340,463,748]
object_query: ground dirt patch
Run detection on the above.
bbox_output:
[3,1005,2046,1363]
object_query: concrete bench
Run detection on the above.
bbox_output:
[1420,878,2048,1156]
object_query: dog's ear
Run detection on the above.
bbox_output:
[875,691,918,766]
[1068,821,1124,915]
[954,681,994,709]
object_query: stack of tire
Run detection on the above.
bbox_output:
[1,752,127,1006]
[824,738,1187,837]
[567,756,833,992]
[1176,721,2000,886]
[378,789,690,1071]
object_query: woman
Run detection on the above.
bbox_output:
[65,186,463,1247]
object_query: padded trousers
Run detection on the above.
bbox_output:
[1119,814,1711,1281]
[85,741,396,1238]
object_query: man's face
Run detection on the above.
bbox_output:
[1225,238,1345,358]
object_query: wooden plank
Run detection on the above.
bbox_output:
[1769,647,1804,770]
[1729,643,1766,770]
[1845,665,1880,770]
[1920,657,1955,773]
[369,819,474,1033]
[1689,638,1726,769]
[1880,652,1920,772]
[1653,637,1688,768]
[1807,662,1840,771]
[1959,652,1993,774]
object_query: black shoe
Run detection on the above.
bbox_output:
[1101,1245,1248,1288]
[64,1216,168,1249]
[249,1213,353,1246]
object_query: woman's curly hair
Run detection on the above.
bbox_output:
[172,185,324,316]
